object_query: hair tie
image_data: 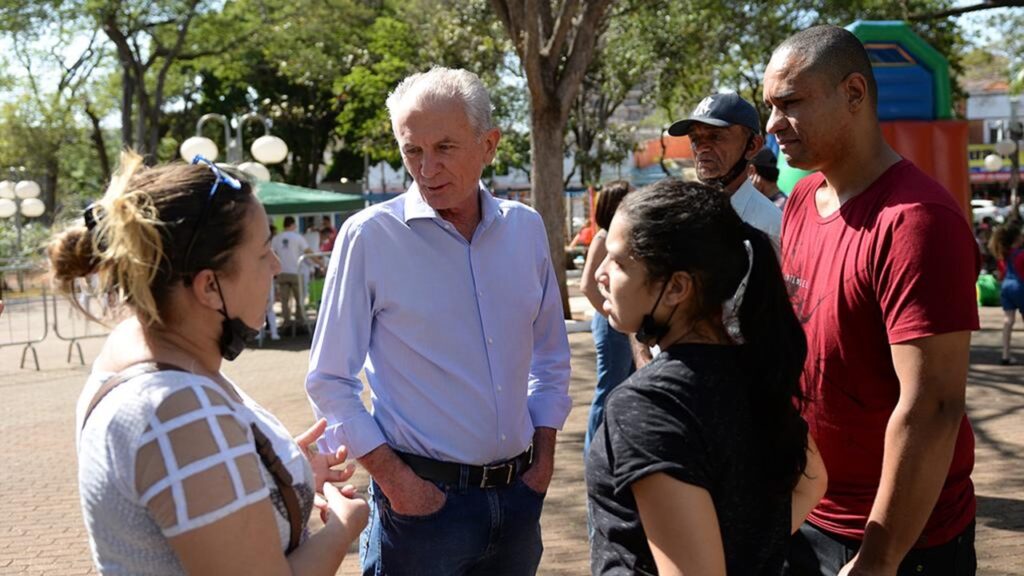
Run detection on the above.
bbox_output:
[723,239,754,343]
[83,203,109,252]
[83,203,101,231]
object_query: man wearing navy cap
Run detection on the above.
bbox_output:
[668,92,782,247]
[630,93,787,369]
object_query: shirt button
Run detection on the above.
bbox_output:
[501,434,506,441]
[497,385,502,392]
[487,337,494,344]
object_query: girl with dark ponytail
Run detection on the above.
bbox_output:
[585,178,826,575]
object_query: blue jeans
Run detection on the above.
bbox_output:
[585,314,635,453]
[361,477,545,576]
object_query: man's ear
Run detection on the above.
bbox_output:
[843,72,868,113]
[190,269,223,312]
[746,133,765,160]
[482,128,502,165]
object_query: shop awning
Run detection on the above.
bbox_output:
[256,181,365,215]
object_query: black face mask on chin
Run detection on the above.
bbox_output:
[213,274,259,361]
[634,281,677,348]
[699,134,756,191]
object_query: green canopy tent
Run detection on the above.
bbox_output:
[255,181,365,215]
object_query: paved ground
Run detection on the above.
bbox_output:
[1,294,1022,574]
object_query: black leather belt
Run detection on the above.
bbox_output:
[396,445,534,489]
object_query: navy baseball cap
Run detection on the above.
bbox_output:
[668,92,761,136]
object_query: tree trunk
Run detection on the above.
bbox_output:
[121,69,134,150]
[531,107,571,319]
[146,105,161,163]
[42,157,58,226]
[85,105,111,183]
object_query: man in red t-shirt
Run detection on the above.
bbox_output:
[764,26,979,575]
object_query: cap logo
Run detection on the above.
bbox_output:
[693,97,715,117]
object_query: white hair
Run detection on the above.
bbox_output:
[386,67,495,137]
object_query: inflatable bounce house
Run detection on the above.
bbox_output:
[774,20,971,217]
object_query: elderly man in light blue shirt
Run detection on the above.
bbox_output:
[305,67,571,576]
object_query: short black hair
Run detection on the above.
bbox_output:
[283,216,296,228]
[751,148,779,182]
[754,164,780,183]
[776,25,877,110]
[594,180,632,231]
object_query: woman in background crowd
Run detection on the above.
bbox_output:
[579,180,635,453]
[989,221,1024,365]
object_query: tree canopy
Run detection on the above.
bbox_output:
[0,0,1004,272]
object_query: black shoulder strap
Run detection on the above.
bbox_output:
[81,362,189,432]
[250,423,304,554]
[80,361,305,555]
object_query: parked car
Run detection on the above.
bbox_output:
[972,199,1000,224]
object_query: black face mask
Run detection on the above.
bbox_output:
[213,275,259,361]
[634,281,676,348]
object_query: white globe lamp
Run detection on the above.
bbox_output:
[19,197,45,218]
[994,139,1017,157]
[984,154,1005,172]
[0,180,14,199]
[15,180,41,199]
[238,161,271,182]
[251,135,289,164]
[0,198,16,218]
[180,136,219,163]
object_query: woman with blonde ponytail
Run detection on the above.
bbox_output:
[51,152,367,575]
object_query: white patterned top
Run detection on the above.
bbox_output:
[76,369,314,574]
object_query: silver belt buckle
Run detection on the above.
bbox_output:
[480,463,514,488]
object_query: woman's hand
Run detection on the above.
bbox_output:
[295,418,357,492]
[315,482,369,544]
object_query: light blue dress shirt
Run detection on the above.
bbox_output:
[306,184,572,465]
[732,178,782,250]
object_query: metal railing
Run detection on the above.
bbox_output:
[0,264,49,370]
[50,277,111,365]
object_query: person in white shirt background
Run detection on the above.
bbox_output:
[271,216,313,330]
[300,217,322,314]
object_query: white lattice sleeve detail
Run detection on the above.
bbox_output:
[133,382,269,537]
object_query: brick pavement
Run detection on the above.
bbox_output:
[1,306,1022,575]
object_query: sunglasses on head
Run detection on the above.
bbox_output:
[183,155,244,277]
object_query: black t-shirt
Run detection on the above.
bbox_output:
[586,344,790,575]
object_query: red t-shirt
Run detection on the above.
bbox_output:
[782,159,979,547]
[320,227,337,253]
[997,249,1024,281]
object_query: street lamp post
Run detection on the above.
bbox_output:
[0,167,45,291]
[990,96,1023,211]
[179,112,289,182]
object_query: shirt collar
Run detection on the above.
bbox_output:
[730,178,757,217]
[403,182,501,229]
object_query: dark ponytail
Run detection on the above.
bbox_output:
[737,223,808,494]
[620,179,807,494]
